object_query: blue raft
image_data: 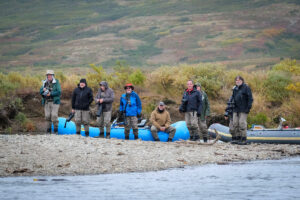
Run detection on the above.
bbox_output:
[208,123,300,144]
[55,117,190,142]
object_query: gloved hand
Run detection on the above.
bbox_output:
[197,113,201,117]
[137,113,142,118]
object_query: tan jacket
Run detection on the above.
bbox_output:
[150,108,171,129]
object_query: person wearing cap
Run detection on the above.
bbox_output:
[119,83,142,140]
[195,83,210,142]
[179,80,202,141]
[71,79,93,136]
[39,70,61,134]
[95,81,115,139]
[150,102,176,142]
[231,76,253,145]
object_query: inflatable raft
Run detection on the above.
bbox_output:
[208,123,300,144]
[55,117,190,142]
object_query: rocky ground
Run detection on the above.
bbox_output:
[1,134,300,177]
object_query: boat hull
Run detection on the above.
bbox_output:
[55,117,190,142]
[208,123,300,144]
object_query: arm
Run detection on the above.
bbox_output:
[88,88,93,105]
[119,97,124,112]
[135,93,142,115]
[197,91,202,115]
[95,89,101,103]
[205,94,210,117]
[71,89,76,109]
[40,86,44,96]
[165,112,171,128]
[247,86,253,112]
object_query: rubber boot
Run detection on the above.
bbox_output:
[46,128,51,134]
[124,129,130,140]
[106,132,110,139]
[76,131,80,135]
[231,136,239,144]
[189,130,195,141]
[154,138,160,142]
[238,137,247,145]
[203,137,208,143]
[133,129,139,140]
[167,138,172,142]
[85,131,89,137]
[54,126,58,134]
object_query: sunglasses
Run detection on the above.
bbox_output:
[126,87,132,89]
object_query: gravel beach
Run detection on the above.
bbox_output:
[1,134,300,177]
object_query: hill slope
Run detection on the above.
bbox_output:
[0,0,300,71]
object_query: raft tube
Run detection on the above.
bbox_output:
[208,123,300,144]
[55,117,190,142]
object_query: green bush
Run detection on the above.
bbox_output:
[248,113,269,127]
[263,71,292,103]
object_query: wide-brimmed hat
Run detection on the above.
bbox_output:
[46,70,54,75]
[124,83,134,90]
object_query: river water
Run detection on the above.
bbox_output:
[1,157,300,200]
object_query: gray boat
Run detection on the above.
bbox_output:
[208,119,300,144]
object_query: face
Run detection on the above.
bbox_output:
[187,81,193,90]
[47,74,53,81]
[100,85,105,91]
[235,78,243,86]
[158,105,165,110]
[196,86,201,91]
[79,82,86,88]
[125,87,132,93]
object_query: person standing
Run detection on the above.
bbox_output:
[232,76,253,145]
[224,94,236,144]
[71,79,93,136]
[95,81,114,139]
[179,80,202,141]
[40,70,61,134]
[119,83,142,140]
[195,83,210,142]
[150,102,176,142]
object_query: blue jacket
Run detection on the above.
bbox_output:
[119,91,142,117]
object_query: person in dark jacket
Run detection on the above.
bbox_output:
[119,83,142,140]
[179,80,202,141]
[71,79,93,136]
[40,70,61,134]
[231,76,253,145]
[95,81,114,139]
[195,83,210,142]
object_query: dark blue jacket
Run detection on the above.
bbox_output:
[180,86,202,115]
[232,83,253,113]
[119,91,142,117]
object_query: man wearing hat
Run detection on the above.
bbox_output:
[119,83,142,140]
[95,81,114,139]
[71,78,93,136]
[150,102,176,142]
[196,83,210,142]
[40,70,61,133]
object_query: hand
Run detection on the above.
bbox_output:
[137,113,142,118]
[99,99,104,103]
[72,109,75,113]
[43,88,47,91]
[224,116,228,120]
[160,127,166,132]
[197,113,201,117]
[46,93,51,97]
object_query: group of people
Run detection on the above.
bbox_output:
[40,70,253,144]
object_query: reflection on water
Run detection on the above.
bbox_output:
[1,157,300,200]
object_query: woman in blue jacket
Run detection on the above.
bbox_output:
[119,83,142,140]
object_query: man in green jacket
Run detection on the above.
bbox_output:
[40,70,61,134]
[196,83,210,142]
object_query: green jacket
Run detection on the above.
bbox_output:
[199,91,210,121]
[40,78,61,105]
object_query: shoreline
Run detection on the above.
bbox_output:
[1,134,300,177]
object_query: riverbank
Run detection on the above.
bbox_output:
[1,134,300,177]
